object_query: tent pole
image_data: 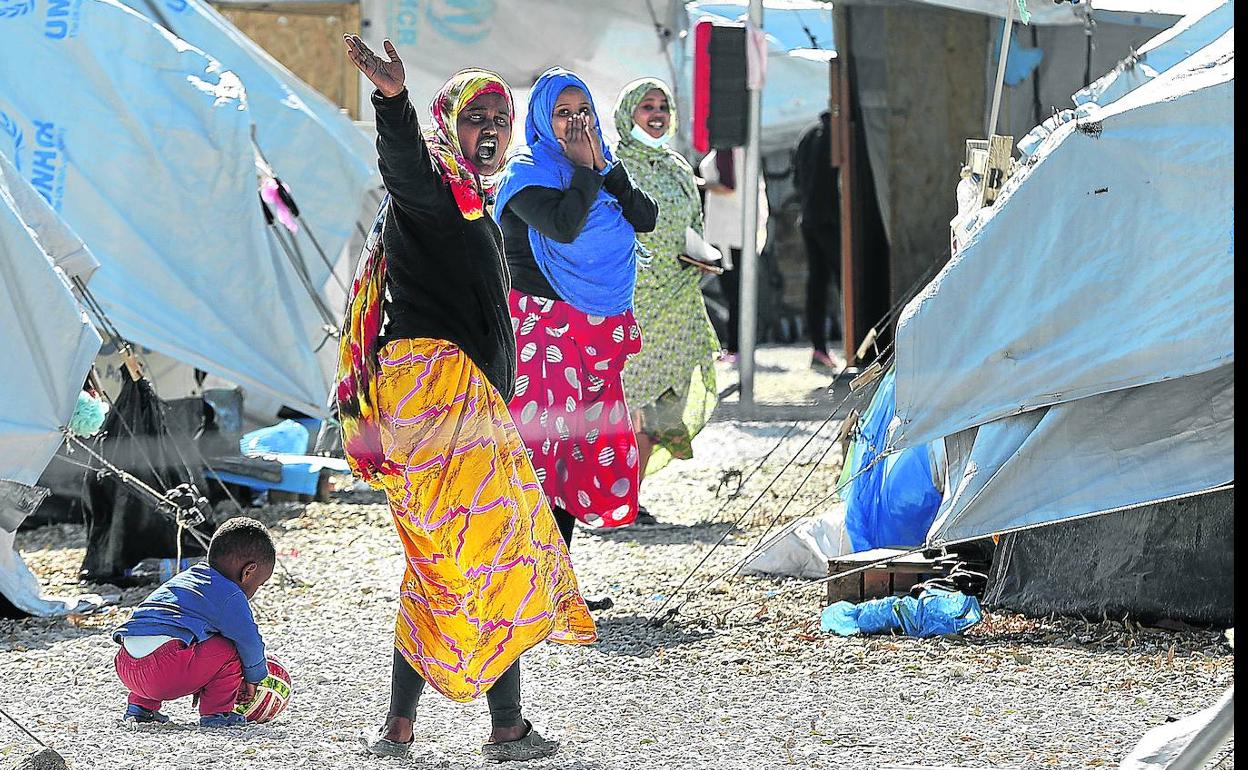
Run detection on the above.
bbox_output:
[987,0,1015,137]
[738,0,764,413]
[830,6,858,367]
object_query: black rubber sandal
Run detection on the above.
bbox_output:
[482,721,559,763]
[359,727,414,758]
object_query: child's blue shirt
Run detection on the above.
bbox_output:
[113,563,267,683]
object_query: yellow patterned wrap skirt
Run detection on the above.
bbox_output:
[374,338,597,702]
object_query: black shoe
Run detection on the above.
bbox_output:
[634,506,659,526]
[585,596,615,612]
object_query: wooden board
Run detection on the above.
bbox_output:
[826,549,939,605]
[212,1,361,118]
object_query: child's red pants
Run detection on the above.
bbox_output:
[114,636,242,715]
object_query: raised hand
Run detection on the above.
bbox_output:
[585,120,608,172]
[344,35,405,98]
[558,114,598,170]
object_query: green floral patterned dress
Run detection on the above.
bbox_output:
[614,79,720,472]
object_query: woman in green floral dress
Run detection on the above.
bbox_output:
[614,78,721,520]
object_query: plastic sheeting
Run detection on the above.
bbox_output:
[1,530,105,617]
[0,0,331,416]
[893,33,1233,450]
[1075,1,1232,108]
[0,151,97,282]
[739,508,854,580]
[984,487,1234,626]
[844,370,943,551]
[116,0,379,290]
[930,363,1233,547]
[821,588,983,638]
[1119,686,1235,770]
[80,378,208,581]
[1,154,102,616]
[0,167,101,489]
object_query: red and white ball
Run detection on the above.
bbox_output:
[234,655,293,723]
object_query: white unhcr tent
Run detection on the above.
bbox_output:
[0,0,333,417]
[116,0,379,291]
[743,4,1233,580]
[0,154,103,616]
[892,19,1234,546]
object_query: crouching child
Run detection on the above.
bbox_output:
[112,517,276,727]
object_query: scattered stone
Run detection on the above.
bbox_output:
[7,748,68,770]
[1,417,1236,770]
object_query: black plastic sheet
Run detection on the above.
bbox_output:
[79,378,211,581]
[985,489,1234,627]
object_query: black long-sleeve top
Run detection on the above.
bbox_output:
[794,115,840,231]
[499,162,659,300]
[372,89,516,400]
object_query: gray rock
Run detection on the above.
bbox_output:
[7,748,68,770]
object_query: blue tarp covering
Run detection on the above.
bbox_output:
[843,370,942,551]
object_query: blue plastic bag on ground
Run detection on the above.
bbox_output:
[821,588,982,638]
[896,588,984,637]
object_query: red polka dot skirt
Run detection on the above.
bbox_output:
[507,290,643,527]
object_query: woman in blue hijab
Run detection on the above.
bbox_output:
[496,68,658,553]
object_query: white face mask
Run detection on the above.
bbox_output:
[630,122,672,149]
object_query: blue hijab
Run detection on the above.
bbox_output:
[495,68,640,316]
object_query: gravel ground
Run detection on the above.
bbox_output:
[1,407,1235,769]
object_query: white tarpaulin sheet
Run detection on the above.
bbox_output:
[118,0,378,289]
[928,364,1234,546]
[1119,686,1235,770]
[892,32,1233,450]
[740,508,854,579]
[0,0,330,415]
[1,148,105,615]
[0,150,97,282]
[0,161,101,488]
[1075,0,1231,108]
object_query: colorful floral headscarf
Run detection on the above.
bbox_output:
[426,69,514,221]
[336,70,512,486]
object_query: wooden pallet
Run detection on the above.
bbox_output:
[825,548,941,605]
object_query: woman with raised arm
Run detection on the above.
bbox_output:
[337,36,594,763]
[494,68,658,552]
[614,78,721,518]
